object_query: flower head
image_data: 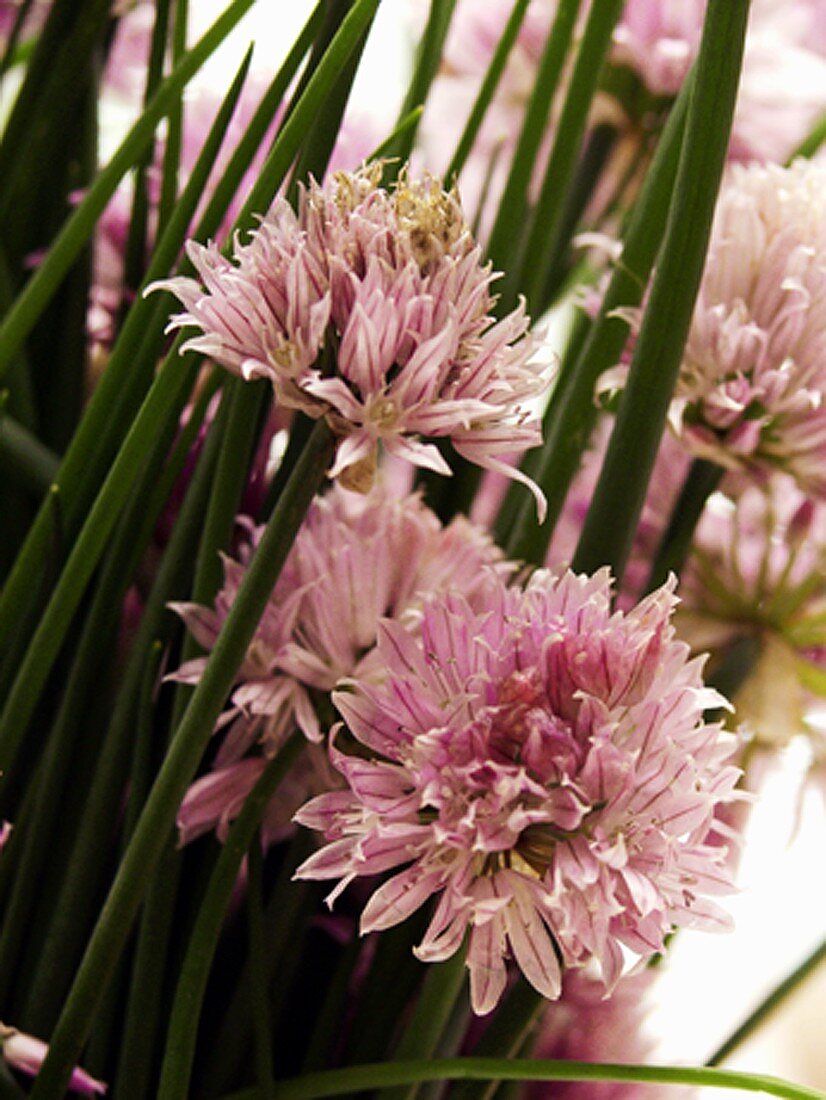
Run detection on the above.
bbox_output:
[602,161,826,496]
[294,567,740,1015]
[679,475,826,751]
[171,485,508,844]
[0,1024,106,1095]
[612,0,826,163]
[152,165,551,511]
[674,160,826,496]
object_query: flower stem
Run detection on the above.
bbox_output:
[0,0,257,379]
[0,411,59,495]
[514,0,625,316]
[485,0,583,279]
[379,952,468,1100]
[444,0,531,183]
[156,739,303,1100]
[247,833,276,1100]
[27,421,333,1100]
[502,73,691,565]
[386,0,457,163]
[707,938,826,1067]
[644,457,723,593]
[572,0,752,583]
[219,1057,826,1100]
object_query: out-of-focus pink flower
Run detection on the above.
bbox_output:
[171,485,508,844]
[152,166,551,508]
[676,160,826,497]
[0,821,11,850]
[603,161,826,498]
[678,475,826,752]
[295,567,740,1015]
[613,0,703,97]
[613,0,826,163]
[0,1024,106,1095]
[528,967,692,1099]
[0,0,48,40]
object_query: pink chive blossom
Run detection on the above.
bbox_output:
[528,968,693,1100]
[150,165,551,510]
[0,821,11,851]
[171,485,508,845]
[294,567,740,1016]
[602,160,826,497]
[677,475,826,754]
[0,1024,106,1095]
[613,0,704,97]
[612,0,826,164]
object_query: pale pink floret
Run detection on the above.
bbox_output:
[151,166,551,512]
[601,161,826,496]
[675,161,826,496]
[0,1024,106,1095]
[172,486,508,844]
[294,568,740,1015]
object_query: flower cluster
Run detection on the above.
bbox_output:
[600,160,826,498]
[295,567,740,1014]
[171,484,508,845]
[678,475,826,751]
[153,165,551,509]
[675,160,826,496]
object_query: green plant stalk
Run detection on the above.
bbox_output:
[0,0,256,379]
[515,0,625,316]
[17,374,220,1032]
[572,0,752,581]
[644,457,723,593]
[122,0,172,304]
[0,0,110,264]
[484,0,582,278]
[156,739,303,1100]
[115,845,182,1100]
[300,938,361,1073]
[788,111,826,163]
[0,0,335,680]
[0,412,59,494]
[112,423,228,1100]
[204,833,314,1091]
[231,0,381,237]
[0,31,295,766]
[0,0,380,750]
[157,0,190,238]
[28,421,334,1099]
[379,952,467,1100]
[708,938,826,1068]
[445,0,531,183]
[247,834,276,1100]
[450,981,544,1100]
[0,20,263,679]
[0,345,198,785]
[220,1058,826,1100]
[502,76,691,565]
[287,0,374,198]
[387,0,457,163]
[0,0,36,78]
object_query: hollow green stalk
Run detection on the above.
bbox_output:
[572,0,752,582]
